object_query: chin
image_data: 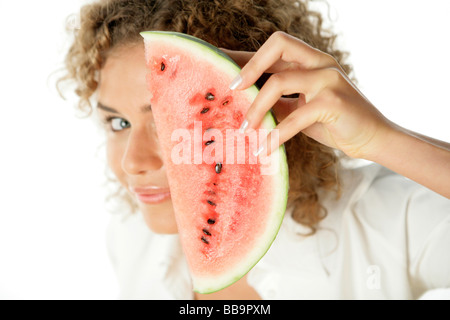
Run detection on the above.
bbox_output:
[139,201,179,234]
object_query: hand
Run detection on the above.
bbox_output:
[224,31,392,160]
[224,31,450,198]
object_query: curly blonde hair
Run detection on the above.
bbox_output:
[59,0,351,233]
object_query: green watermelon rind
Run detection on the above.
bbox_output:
[141,30,242,76]
[140,31,289,294]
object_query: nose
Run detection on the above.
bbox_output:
[122,126,164,175]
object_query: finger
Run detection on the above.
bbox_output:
[231,31,338,90]
[220,49,253,68]
[243,68,328,132]
[221,48,295,73]
[271,94,306,122]
[255,100,323,158]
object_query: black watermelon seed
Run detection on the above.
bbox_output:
[215,162,222,174]
[202,229,211,236]
[222,100,229,106]
[207,200,216,206]
[207,219,216,224]
[200,107,210,114]
[160,62,165,71]
[205,92,215,101]
[205,140,215,146]
[201,236,209,244]
[212,182,218,186]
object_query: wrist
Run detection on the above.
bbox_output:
[361,118,401,163]
[363,121,450,198]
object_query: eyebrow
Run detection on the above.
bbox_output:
[97,102,152,114]
[97,102,119,114]
[140,105,153,113]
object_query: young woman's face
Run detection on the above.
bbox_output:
[97,44,177,234]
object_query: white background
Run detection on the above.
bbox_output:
[0,0,449,299]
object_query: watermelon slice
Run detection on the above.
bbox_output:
[140,31,289,294]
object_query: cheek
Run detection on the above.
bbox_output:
[106,134,127,184]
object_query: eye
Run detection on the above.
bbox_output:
[105,117,131,132]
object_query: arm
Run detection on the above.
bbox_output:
[225,31,450,198]
[368,124,450,198]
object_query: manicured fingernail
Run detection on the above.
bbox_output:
[253,145,265,157]
[229,74,242,90]
[239,119,249,133]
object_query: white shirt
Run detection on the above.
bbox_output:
[106,163,450,299]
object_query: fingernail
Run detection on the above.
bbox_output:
[239,119,249,133]
[253,145,265,157]
[229,74,242,90]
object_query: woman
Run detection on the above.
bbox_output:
[60,0,450,299]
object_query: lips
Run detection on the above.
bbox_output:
[130,186,171,204]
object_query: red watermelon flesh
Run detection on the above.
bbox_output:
[141,31,289,293]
